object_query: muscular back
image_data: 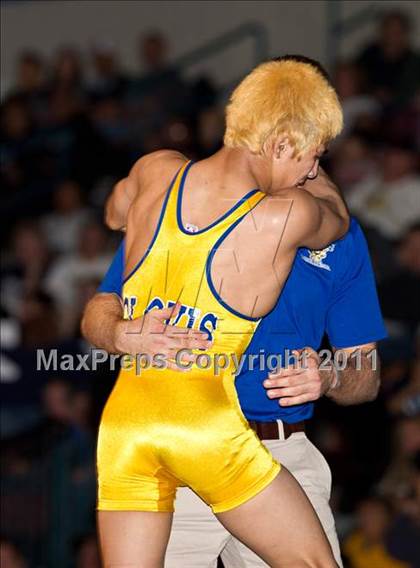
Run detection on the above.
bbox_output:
[121,151,327,319]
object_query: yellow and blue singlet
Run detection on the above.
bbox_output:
[96,161,281,513]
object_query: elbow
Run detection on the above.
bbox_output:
[332,205,350,241]
[80,300,94,344]
[326,214,349,246]
[361,373,381,404]
[368,375,381,401]
[104,202,121,231]
[80,310,89,342]
[338,210,351,239]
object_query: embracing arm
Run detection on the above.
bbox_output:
[324,343,380,405]
[105,150,186,231]
[81,293,123,353]
[105,177,136,231]
[81,291,210,362]
[263,343,380,407]
[80,239,210,359]
[296,168,349,250]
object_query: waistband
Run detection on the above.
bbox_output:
[248,419,306,441]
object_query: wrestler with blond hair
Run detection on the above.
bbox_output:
[85,56,349,567]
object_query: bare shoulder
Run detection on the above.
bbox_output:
[251,189,321,241]
[130,150,187,182]
[257,188,318,223]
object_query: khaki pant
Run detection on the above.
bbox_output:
[165,425,343,567]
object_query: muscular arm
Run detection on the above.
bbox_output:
[294,168,349,250]
[324,344,380,405]
[81,292,211,360]
[264,343,380,407]
[81,293,123,353]
[105,150,186,230]
[105,177,136,231]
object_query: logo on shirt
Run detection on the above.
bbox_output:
[123,296,138,319]
[300,244,335,271]
[123,295,218,341]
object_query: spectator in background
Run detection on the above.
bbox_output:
[347,144,420,242]
[2,377,88,471]
[343,497,410,568]
[385,89,420,149]
[71,389,94,435]
[90,94,126,144]
[1,286,98,439]
[0,291,58,438]
[43,85,112,186]
[356,10,420,105]
[379,224,420,330]
[90,96,131,175]
[10,51,47,108]
[140,31,170,74]
[1,222,51,317]
[127,31,191,138]
[89,41,128,100]
[378,420,420,568]
[51,47,85,100]
[0,95,40,194]
[379,418,420,507]
[330,135,377,193]
[387,452,420,568]
[42,377,75,424]
[2,378,97,566]
[18,291,58,348]
[41,180,91,254]
[387,351,420,419]
[45,219,111,335]
[334,61,379,139]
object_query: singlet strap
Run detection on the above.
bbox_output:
[170,160,266,237]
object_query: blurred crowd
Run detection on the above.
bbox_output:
[1,10,419,568]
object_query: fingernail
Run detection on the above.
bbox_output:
[263,380,272,387]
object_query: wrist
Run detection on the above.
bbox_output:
[326,365,341,394]
[112,319,128,354]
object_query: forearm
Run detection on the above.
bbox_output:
[81,293,123,353]
[303,170,349,242]
[324,348,380,405]
[303,169,344,209]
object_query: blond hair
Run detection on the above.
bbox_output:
[224,59,343,156]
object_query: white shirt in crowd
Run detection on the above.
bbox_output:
[347,174,420,239]
[41,210,92,254]
[45,253,112,310]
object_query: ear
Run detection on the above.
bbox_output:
[273,136,293,160]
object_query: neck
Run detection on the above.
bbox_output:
[205,146,272,192]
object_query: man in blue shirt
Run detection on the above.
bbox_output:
[82,217,386,567]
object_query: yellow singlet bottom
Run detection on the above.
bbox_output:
[96,364,281,513]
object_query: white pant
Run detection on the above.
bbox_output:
[165,427,343,567]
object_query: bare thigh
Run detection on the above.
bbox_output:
[97,511,173,568]
[216,468,338,568]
